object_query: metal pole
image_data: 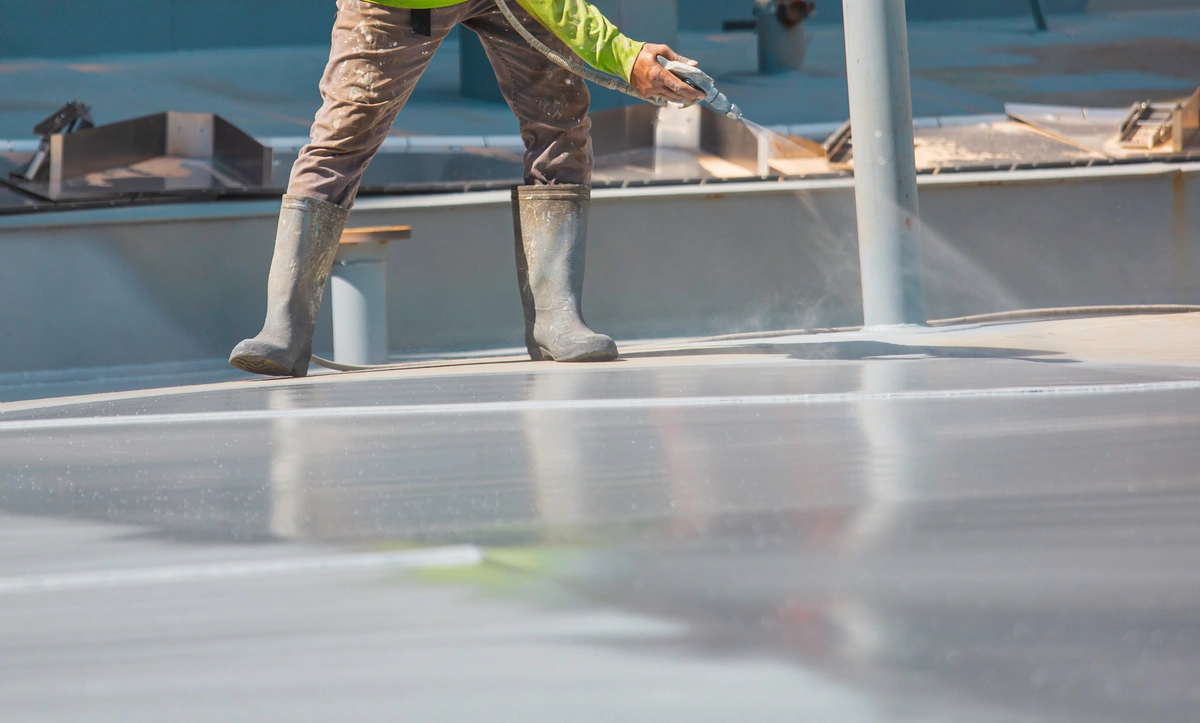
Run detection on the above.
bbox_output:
[1029,0,1048,32]
[842,0,926,326]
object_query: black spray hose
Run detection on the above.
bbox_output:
[490,0,662,105]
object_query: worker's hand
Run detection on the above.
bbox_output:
[630,44,706,105]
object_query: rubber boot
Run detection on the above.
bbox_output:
[229,195,349,377]
[513,185,618,363]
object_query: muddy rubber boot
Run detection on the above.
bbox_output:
[229,195,349,377]
[513,185,618,363]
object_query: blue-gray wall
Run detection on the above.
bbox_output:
[1,0,1197,58]
[0,0,338,58]
[1,166,1197,374]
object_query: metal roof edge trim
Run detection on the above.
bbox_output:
[5,117,1022,154]
[1,162,1196,231]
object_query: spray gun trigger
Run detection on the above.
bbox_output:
[657,58,718,101]
[656,56,742,119]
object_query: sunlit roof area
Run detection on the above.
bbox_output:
[3,2,1200,721]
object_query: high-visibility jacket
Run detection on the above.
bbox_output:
[365,0,643,81]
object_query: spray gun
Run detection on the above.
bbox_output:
[656,58,743,121]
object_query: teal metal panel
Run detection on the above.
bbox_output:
[0,0,337,59]
[169,0,335,50]
[0,0,172,57]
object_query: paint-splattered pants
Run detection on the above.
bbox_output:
[288,0,594,208]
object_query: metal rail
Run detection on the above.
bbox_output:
[1029,0,1048,31]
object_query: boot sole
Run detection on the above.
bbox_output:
[538,347,619,363]
[229,354,299,378]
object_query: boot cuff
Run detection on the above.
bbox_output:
[282,194,350,221]
[512,185,591,203]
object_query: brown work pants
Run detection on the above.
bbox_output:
[288,0,594,208]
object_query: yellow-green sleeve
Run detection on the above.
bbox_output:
[513,0,645,82]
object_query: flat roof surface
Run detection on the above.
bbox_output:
[3,313,1199,721]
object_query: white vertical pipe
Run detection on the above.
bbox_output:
[842,0,926,326]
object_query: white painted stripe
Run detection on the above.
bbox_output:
[258,135,310,151]
[258,135,525,153]
[1,381,1197,433]
[781,114,1008,139]
[482,134,524,149]
[0,545,483,596]
[406,135,486,149]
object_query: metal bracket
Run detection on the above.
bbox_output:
[823,120,853,165]
[1029,0,1047,32]
[11,101,93,183]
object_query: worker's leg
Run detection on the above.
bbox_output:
[463,2,615,363]
[460,0,593,186]
[231,0,458,377]
[290,0,457,208]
